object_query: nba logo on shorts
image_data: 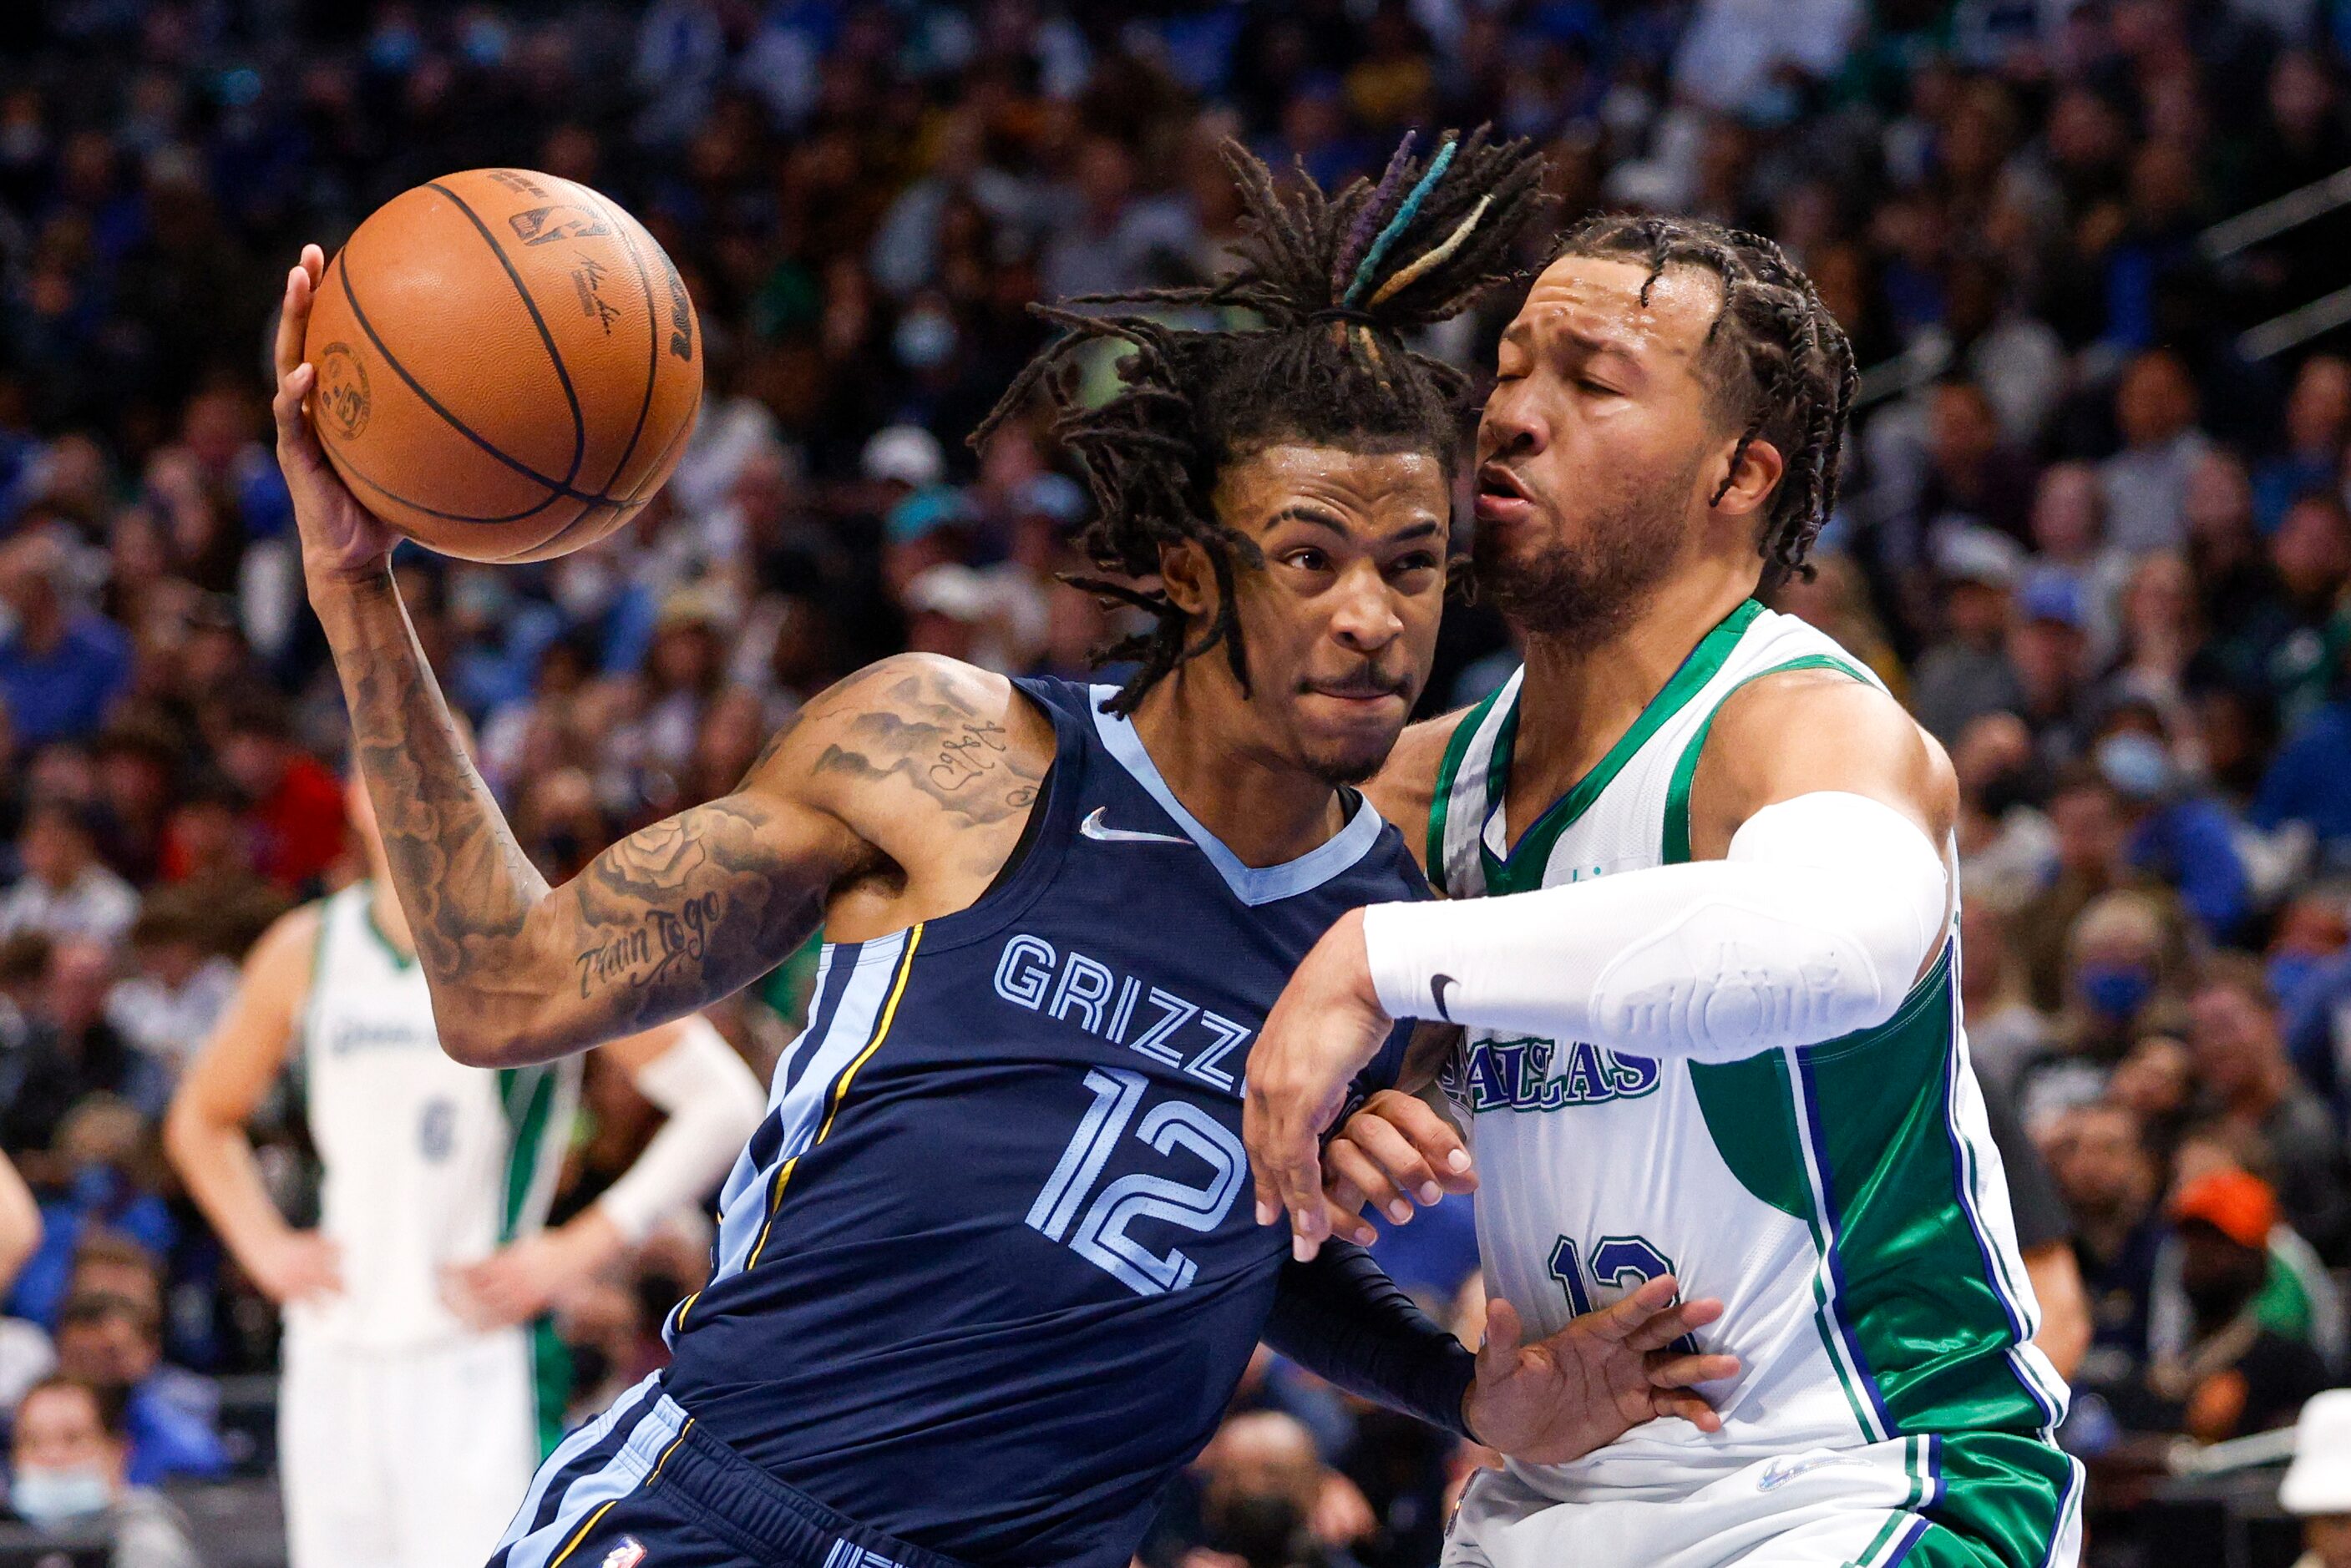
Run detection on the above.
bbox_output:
[599,1540,646,1568]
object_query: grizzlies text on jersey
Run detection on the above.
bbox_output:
[497,677,1424,1568]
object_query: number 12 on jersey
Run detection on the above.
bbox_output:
[1027,1067,1248,1298]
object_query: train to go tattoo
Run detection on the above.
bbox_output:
[574,891,724,998]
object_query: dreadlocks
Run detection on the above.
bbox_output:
[974,128,1548,714]
[1548,213,1858,589]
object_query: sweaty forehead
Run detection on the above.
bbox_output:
[1216,443,1449,525]
[1509,254,1724,364]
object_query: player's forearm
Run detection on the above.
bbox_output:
[313,575,821,1062]
[1363,792,1946,1062]
[312,569,565,1045]
[164,1112,298,1276]
[1264,1242,1476,1438]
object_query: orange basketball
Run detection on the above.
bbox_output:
[301,169,702,563]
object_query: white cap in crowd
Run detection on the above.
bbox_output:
[2283,1388,2351,1516]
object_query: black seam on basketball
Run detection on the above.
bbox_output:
[498,497,619,559]
[578,187,660,498]
[335,246,619,508]
[622,389,700,505]
[327,431,572,527]
[428,177,588,489]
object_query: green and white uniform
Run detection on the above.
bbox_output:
[281,882,580,1568]
[1427,602,2080,1568]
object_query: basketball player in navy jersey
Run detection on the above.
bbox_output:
[267,133,1736,1568]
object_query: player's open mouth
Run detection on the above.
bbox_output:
[1473,463,1533,524]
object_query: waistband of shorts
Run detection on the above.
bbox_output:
[643,1393,977,1568]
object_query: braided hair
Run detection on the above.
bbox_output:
[975,128,1548,713]
[1549,214,1858,589]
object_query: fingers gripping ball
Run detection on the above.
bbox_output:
[301,169,702,562]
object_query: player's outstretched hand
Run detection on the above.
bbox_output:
[271,245,399,591]
[1244,908,1395,1261]
[1321,1088,1476,1241]
[1463,1279,1740,1466]
[247,1228,343,1307]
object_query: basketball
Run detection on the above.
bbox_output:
[301,168,702,563]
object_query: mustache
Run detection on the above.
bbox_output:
[1299,668,1413,699]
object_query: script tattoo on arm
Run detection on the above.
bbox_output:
[322,570,1019,1064]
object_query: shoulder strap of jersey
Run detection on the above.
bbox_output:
[1426,670,1521,900]
[1659,645,1875,865]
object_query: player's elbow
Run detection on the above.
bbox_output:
[161,1090,217,1175]
[433,994,597,1068]
[436,1026,504,1069]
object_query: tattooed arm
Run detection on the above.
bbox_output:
[271,248,1050,1067]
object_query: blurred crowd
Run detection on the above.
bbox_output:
[0,0,2349,1563]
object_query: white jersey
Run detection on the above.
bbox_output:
[1428,602,2078,1561]
[290,883,578,1352]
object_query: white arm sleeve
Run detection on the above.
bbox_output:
[595,1017,768,1243]
[1361,792,1948,1063]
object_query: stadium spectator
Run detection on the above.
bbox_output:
[2141,1168,2329,1443]
[2252,353,2351,534]
[2093,714,2253,943]
[8,1374,199,1568]
[2023,463,2129,670]
[49,1292,223,1488]
[2185,959,2348,1257]
[2044,1102,2166,1403]
[2100,351,2213,555]
[103,892,236,1085]
[0,799,138,948]
[211,695,343,896]
[0,533,129,746]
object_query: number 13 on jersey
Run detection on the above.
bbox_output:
[1551,1233,1700,1353]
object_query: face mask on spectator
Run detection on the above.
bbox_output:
[894,309,957,371]
[2078,962,2156,1022]
[12,1464,110,1526]
[66,1164,125,1213]
[2095,731,2173,801]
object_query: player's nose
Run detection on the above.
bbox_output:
[1327,560,1404,651]
[1478,379,1548,461]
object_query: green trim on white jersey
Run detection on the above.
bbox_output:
[1421,601,2079,1568]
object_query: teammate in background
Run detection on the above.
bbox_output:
[1245,215,2082,1567]
[270,133,1737,1568]
[165,763,764,1568]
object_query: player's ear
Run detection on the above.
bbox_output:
[1159,539,1215,619]
[1707,433,1784,522]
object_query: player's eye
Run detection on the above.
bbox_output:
[1386,551,1441,579]
[1283,547,1331,573]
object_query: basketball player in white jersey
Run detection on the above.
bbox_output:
[165,766,763,1568]
[1244,216,2081,1568]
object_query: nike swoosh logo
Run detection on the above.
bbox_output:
[1430,973,1458,1021]
[1077,807,1194,847]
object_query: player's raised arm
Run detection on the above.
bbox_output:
[1247,668,1958,1253]
[274,250,1042,1066]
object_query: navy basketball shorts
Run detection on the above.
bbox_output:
[487,1375,971,1568]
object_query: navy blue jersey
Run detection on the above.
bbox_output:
[657,676,1425,1568]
